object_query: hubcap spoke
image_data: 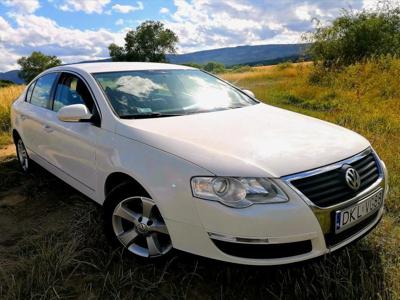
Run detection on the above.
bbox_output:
[141,197,155,218]
[150,220,169,235]
[118,228,139,246]
[146,234,162,256]
[114,204,140,225]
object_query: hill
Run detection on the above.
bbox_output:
[167,43,309,66]
[0,70,24,84]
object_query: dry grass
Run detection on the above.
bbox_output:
[0,61,399,299]
[0,85,24,146]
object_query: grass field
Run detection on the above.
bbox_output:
[0,85,24,146]
[0,61,399,299]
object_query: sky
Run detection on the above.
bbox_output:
[0,0,395,71]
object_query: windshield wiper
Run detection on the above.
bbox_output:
[120,112,184,119]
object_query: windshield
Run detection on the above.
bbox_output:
[93,69,257,118]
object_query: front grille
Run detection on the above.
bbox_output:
[290,152,380,207]
[212,239,312,259]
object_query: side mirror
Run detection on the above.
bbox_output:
[242,89,255,98]
[57,104,92,122]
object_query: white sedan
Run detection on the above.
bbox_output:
[11,62,388,265]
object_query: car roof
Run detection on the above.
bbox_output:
[50,62,195,73]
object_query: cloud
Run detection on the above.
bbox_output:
[2,0,40,14]
[59,0,111,14]
[0,14,125,71]
[160,7,170,14]
[164,0,365,53]
[112,2,144,14]
[115,18,124,26]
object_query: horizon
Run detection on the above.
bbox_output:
[0,0,394,72]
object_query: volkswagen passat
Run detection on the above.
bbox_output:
[11,62,388,265]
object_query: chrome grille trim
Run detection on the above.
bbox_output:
[282,147,384,211]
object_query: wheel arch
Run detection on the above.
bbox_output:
[104,172,150,203]
[12,129,20,144]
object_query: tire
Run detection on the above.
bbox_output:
[15,136,32,173]
[103,182,173,260]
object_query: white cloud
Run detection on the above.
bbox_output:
[160,7,170,14]
[115,18,124,26]
[59,0,111,14]
[163,0,366,53]
[2,0,40,14]
[112,2,144,14]
[0,14,125,71]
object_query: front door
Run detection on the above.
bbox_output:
[45,72,100,192]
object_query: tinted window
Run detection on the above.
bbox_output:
[30,73,58,109]
[25,81,36,102]
[54,73,94,112]
[93,70,257,118]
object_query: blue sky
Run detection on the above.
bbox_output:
[0,0,394,71]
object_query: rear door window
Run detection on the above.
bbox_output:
[30,73,58,109]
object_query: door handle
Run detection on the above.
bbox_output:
[43,124,54,133]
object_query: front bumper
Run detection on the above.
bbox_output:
[164,156,387,266]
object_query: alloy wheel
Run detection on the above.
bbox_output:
[112,196,172,257]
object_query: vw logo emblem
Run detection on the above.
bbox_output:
[136,223,149,234]
[345,167,361,191]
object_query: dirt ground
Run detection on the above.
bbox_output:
[0,144,82,262]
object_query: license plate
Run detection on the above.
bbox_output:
[335,189,383,233]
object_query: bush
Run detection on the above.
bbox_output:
[275,61,292,70]
[307,6,400,69]
[203,62,226,73]
[0,80,14,88]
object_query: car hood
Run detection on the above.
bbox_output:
[116,103,370,177]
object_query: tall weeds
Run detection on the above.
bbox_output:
[0,85,24,145]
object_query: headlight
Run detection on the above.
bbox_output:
[191,177,288,208]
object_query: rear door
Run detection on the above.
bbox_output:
[44,72,101,192]
[19,73,58,159]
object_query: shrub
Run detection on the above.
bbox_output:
[203,62,226,73]
[275,61,292,70]
[306,6,400,69]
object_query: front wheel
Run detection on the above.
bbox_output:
[104,185,173,259]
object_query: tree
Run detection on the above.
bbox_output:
[203,62,226,73]
[17,51,61,83]
[109,21,178,62]
[306,6,400,68]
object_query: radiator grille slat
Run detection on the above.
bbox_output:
[291,153,380,207]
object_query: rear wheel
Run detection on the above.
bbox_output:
[104,183,173,258]
[15,137,31,173]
